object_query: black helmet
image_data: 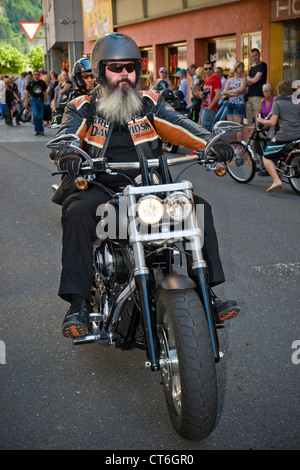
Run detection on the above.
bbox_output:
[174,89,185,101]
[72,58,92,90]
[160,88,175,102]
[91,33,141,85]
[153,80,169,92]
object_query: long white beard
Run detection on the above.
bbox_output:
[97,83,142,125]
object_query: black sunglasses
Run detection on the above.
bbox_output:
[81,73,94,79]
[205,67,213,70]
[106,63,135,74]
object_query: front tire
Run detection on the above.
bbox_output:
[226,141,256,183]
[156,288,217,440]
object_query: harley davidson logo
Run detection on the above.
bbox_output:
[128,118,157,145]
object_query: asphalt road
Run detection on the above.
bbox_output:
[0,119,299,451]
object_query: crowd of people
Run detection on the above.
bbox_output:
[0,62,96,136]
[150,47,300,192]
[150,48,270,133]
[1,45,299,194]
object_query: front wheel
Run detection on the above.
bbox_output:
[156,288,217,440]
[287,152,300,195]
[226,141,256,183]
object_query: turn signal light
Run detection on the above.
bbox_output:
[75,177,88,190]
[214,163,227,177]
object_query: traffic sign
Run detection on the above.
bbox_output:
[19,22,41,41]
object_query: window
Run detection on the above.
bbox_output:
[140,48,153,89]
[207,36,236,75]
[166,43,187,88]
[283,19,300,82]
[241,32,262,73]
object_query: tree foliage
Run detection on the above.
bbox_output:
[27,44,45,71]
[0,44,27,75]
[0,0,44,74]
[1,0,43,53]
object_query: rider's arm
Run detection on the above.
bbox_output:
[56,95,92,146]
[257,113,278,127]
[146,93,213,150]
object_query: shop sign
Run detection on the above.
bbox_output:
[271,0,300,21]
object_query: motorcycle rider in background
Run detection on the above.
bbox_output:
[51,58,96,127]
[51,33,240,338]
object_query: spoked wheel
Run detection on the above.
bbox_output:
[226,141,256,183]
[288,152,300,195]
[156,288,217,440]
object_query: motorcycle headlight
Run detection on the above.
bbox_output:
[137,195,164,225]
[165,192,192,221]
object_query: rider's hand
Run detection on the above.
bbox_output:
[211,141,235,162]
[58,155,82,176]
[49,150,61,164]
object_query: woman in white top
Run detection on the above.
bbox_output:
[222,61,247,140]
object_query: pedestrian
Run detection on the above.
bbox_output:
[256,83,277,140]
[53,70,73,109]
[187,64,199,101]
[246,48,267,125]
[177,69,188,103]
[0,75,5,119]
[15,71,27,119]
[200,61,221,132]
[215,66,227,108]
[24,69,48,135]
[4,77,20,126]
[222,61,247,140]
[48,71,59,111]
[154,67,173,90]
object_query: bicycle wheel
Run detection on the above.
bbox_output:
[226,141,256,183]
[288,152,300,195]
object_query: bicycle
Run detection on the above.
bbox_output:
[226,122,300,195]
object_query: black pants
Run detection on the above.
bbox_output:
[58,187,225,302]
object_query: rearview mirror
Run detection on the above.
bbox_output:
[213,121,243,137]
[46,134,80,149]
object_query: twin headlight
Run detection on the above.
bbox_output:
[137,192,192,225]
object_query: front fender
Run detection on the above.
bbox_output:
[159,274,196,290]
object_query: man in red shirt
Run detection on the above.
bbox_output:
[200,61,221,131]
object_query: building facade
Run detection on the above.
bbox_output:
[41,0,84,74]
[42,0,300,100]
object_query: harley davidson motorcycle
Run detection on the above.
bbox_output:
[47,121,241,441]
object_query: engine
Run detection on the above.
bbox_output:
[94,241,133,284]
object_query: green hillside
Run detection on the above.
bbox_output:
[0,0,43,53]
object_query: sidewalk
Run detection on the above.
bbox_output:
[0,116,57,143]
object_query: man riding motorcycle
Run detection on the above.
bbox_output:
[51,58,96,127]
[51,33,240,338]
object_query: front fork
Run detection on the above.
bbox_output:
[187,218,220,362]
[132,242,160,371]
